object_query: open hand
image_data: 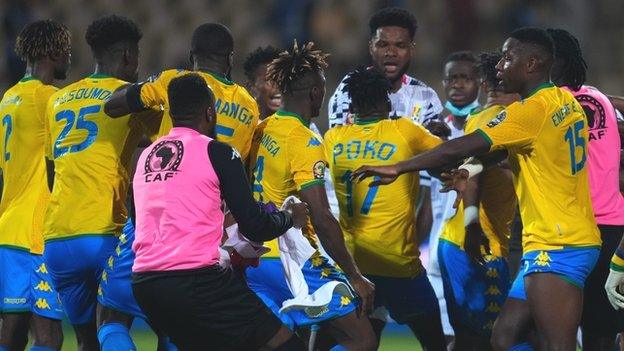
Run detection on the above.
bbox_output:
[351,165,399,186]
[605,269,624,310]
[440,168,469,208]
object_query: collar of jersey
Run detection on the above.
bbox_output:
[525,82,555,99]
[19,76,40,83]
[354,116,384,125]
[275,109,309,127]
[88,73,113,79]
[201,70,233,86]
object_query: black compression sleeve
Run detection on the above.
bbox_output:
[208,141,293,241]
[126,83,148,113]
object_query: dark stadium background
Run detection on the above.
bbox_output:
[1,0,617,349]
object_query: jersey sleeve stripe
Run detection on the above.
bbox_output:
[475,128,493,146]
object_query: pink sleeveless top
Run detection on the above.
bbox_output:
[132,127,224,272]
[565,85,624,225]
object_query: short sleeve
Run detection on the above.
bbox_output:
[322,128,336,167]
[476,100,545,151]
[289,129,327,190]
[34,86,57,160]
[328,75,351,128]
[43,94,57,159]
[238,100,260,162]
[396,117,443,154]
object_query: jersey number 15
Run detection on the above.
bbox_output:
[564,120,587,175]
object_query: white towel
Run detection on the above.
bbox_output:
[219,223,270,268]
[277,196,354,314]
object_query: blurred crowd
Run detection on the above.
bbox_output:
[2,0,624,132]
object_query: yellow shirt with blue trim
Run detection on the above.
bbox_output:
[249,110,326,257]
[44,74,145,241]
[440,105,517,257]
[0,77,57,254]
[324,117,442,277]
[138,69,259,161]
[476,83,600,253]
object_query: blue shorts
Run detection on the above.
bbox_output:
[366,272,439,324]
[0,247,64,320]
[97,220,146,320]
[508,247,600,301]
[245,256,357,330]
[44,235,117,324]
[438,240,510,337]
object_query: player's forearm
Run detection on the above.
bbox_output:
[396,133,489,175]
[608,95,624,115]
[311,210,361,277]
[415,187,432,246]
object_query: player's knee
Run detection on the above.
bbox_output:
[490,322,515,351]
[32,331,63,350]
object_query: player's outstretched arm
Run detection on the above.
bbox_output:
[299,184,375,315]
[352,132,492,186]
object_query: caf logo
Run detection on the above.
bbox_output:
[145,140,184,174]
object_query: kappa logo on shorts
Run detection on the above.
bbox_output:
[34,281,53,292]
[36,263,48,274]
[304,305,329,318]
[144,140,184,182]
[4,297,27,305]
[35,298,50,310]
[533,251,551,267]
[487,111,507,128]
[485,285,501,296]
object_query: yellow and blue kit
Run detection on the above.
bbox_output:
[324,116,444,323]
[476,83,601,299]
[437,105,516,336]
[43,74,145,324]
[244,110,355,329]
[0,77,63,319]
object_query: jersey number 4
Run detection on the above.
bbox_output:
[564,120,587,175]
[53,105,100,159]
[340,170,380,216]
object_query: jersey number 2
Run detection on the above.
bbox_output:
[564,120,587,175]
[53,105,100,159]
[340,170,380,216]
[2,114,12,162]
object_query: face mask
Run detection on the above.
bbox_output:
[444,99,480,117]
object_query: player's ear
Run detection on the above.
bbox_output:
[188,51,195,66]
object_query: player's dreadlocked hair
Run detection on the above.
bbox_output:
[343,66,391,113]
[15,20,71,62]
[478,51,502,87]
[266,40,329,94]
[547,28,587,91]
[243,46,281,82]
[369,7,418,39]
[85,15,142,57]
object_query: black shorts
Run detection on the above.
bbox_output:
[581,225,624,336]
[132,265,283,351]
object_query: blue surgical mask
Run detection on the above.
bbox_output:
[445,99,480,117]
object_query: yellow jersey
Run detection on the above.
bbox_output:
[440,105,517,257]
[477,83,601,252]
[138,69,259,160]
[249,110,326,257]
[44,74,145,241]
[0,77,57,254]
[324,117,442,277]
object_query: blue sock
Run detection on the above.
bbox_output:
[330,346,348,351]
[30,347,57,351]
[509,342,535,351]
[98,322,136,351]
